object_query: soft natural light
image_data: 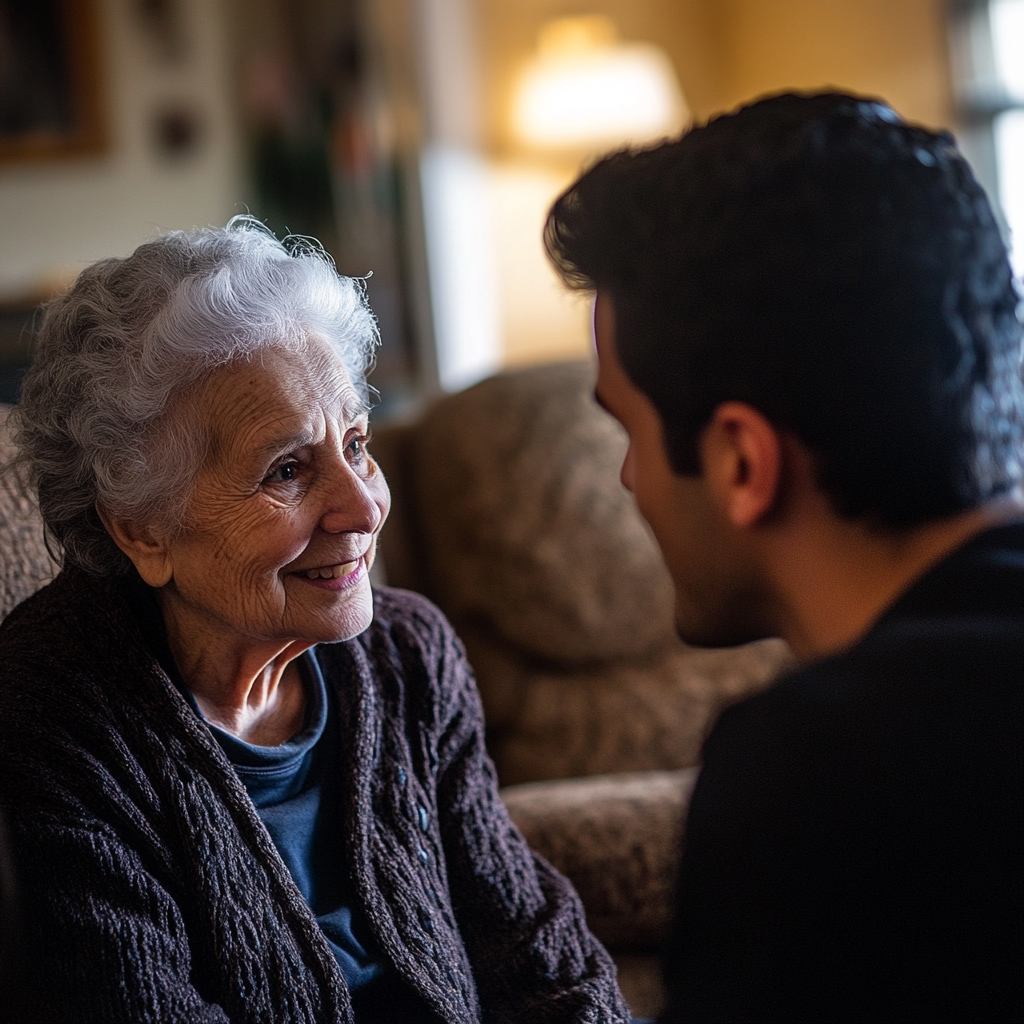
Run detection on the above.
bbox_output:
[512,16,687,151]
[990,0,1024,272]
[995,111,1024,273]
[419,146,502,391]
[991,0,1024,99]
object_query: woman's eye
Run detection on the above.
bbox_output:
[346,433,371,462]
[264,461,299,484]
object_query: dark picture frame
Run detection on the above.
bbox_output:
[0,0,106,163]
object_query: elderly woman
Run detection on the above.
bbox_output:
[0,220,627,1023]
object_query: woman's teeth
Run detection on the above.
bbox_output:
[305,560,359,580]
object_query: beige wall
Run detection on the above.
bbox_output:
[479,0,955,371]
[477,0,950,145]
[478,0,953,147]
[0,0,243,302]
[0,0,956,374]
[717,0,953,128]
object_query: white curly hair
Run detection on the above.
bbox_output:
[11,216,379,576]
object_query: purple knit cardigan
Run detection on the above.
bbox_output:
[0,570,628,1023]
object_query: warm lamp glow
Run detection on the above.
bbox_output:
[512,15,687,151]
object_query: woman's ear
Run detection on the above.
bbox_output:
[699,402,783,529]
[95,504,173,587]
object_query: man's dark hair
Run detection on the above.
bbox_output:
[545,92,1024,528]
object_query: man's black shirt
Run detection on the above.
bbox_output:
[661,523,1024,1023]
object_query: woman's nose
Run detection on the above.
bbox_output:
[318,458,385,536]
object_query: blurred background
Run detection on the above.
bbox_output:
[1,0,1022,412]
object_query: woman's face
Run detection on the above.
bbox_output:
[158,337,390,651]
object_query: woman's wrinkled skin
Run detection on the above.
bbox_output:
[100,336,390,743]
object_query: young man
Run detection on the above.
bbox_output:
[546,93,1023,1022]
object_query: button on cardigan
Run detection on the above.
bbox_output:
[0,569,628,1024]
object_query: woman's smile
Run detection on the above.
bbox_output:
[296,558,366,587]
[149,337,391,659]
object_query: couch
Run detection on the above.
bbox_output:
[371,360,793,1015]
[0,406,56,616]
[370,361,791,785]
[0,368,793,1016]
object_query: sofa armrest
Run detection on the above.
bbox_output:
[501,768,697,951]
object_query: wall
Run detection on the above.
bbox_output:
[0,0,957,375]
[475,0,955,372]
[717,0,953,127]
[0,0,243,301]
[476,0,729,370]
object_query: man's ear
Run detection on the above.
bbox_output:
[96,504,173,587]
[699,402,783,529]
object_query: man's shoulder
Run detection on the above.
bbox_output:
[706,522,1024,781]
[670,528,1024,1024]
[713,607,1023,756]
[803,519,1023,706]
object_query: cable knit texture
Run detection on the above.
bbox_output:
[0,569,628,1024]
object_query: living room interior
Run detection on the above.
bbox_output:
[1,0,1022,1017]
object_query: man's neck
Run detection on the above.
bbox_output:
[766,493,1024,661]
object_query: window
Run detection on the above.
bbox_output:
[949,0,1024,272]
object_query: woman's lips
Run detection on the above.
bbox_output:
[303,560,360,580]
[293,557,366,590]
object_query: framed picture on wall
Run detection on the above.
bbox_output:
[0,0,106,163]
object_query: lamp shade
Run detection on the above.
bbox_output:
[512,16,687,151]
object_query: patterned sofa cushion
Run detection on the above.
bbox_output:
[0,405,56,621]
[375,363,794,783]
[502,767,700,1017]
[501,767,698,950]
[411,361,674,665]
